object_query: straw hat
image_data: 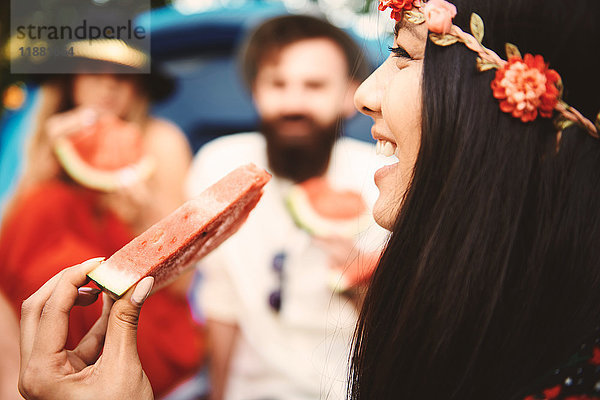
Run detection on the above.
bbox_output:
[19,38,175,101]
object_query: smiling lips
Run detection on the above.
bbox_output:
[373,131,399,184]
[372,126,398,158]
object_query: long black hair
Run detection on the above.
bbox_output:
[350,0,600,399]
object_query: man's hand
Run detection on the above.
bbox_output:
[313,235,358,272]
[313,235,379,287]
[313,235,380,308]
[19,258,154,400]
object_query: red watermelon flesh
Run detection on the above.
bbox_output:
[54,114,155,192]
[300,178,366,220]
[88,164,271,297]
[286,177,371,238]
[70,115,144,170]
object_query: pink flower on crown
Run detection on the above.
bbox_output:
[491,54,561,123]
[378,0,420,21]
[422,0,457,34]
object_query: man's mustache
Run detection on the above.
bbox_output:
[271,114,316,125]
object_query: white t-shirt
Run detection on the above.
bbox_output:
[185,132,388,400]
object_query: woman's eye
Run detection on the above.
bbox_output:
[388,45,412,59]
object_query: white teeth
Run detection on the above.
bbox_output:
[375,139,397,157]
[382,141,395,157]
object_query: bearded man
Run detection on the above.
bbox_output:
[186,14,386,400]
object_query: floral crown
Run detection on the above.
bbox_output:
[378,0,600,138]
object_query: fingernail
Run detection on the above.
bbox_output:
[78,287,101,296]
[81,257,105,274]
[82,257,105,266]
[131,276,154,306]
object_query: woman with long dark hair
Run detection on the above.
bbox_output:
[15,0,600,399]
[352,0,600,398]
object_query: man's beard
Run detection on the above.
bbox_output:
[262,114,340,183]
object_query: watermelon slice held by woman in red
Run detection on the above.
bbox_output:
[53,113,155,193]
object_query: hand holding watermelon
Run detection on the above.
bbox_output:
[313,235,358,270]
[53,113,156,192]
[286,177,380,294]
[45,107,99,142]
[18,258,154,400]
[313,235,380,294]
[17,165,271,399]
[100,178,154,228]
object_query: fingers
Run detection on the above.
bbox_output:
[46,107,97,141]
[20,257,104,374]
[74,287,102,307]
[116,181,151,207]
[102,277,154,364]
[20,270,66,367]
[72,293,114,365]
[313,236,356,267]
[30,258,105,358]
[313,235,353,252]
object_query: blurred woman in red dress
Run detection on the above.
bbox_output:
[0,39,205,398]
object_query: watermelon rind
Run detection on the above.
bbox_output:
[328,269,351,293]
[285,185,371,238]
[54,137,155,192]
[88,260,141,298]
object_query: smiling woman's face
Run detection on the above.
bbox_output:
[354,21,428,230]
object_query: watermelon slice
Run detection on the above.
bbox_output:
[286,177,371,238]
[88,164,271,298]
[54,115,155,192]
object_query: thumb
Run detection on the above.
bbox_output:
[102,276,154,363]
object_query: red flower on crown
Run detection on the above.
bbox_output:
[378,0,420,21]
[491,53,561,123]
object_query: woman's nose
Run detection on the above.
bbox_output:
[98,74,120,90]
[354,68,382,118]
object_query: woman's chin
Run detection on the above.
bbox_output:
[372,196,395,232]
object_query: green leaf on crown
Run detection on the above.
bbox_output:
[476,57,498,72]
[505,43,522,60]
[554,115,576,132]
[558,100,571,111]
[470,13,484,43]
[404,9,425,24]
[429,33,460,46]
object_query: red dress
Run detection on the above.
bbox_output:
[0,180,205,398]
